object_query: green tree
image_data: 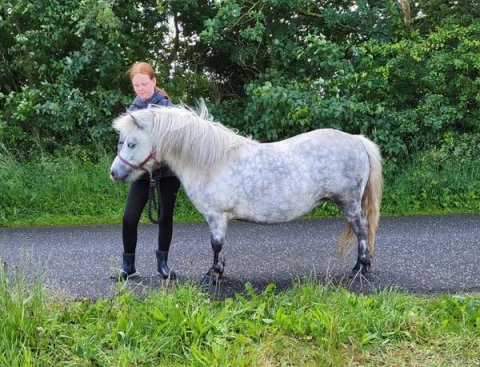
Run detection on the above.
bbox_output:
[200,0,480,161]
[0,0,214,158]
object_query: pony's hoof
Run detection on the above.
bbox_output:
[361,263,371,275]
[349,264,371,278]
[199,271,223,288]
[199,273,214,288]
[212,262,225,275]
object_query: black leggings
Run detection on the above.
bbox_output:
[122,176,181,254]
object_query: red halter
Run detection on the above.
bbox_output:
[116,149,157,171]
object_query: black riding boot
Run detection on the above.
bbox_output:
[156,250,176,279]
[116,252,137,281]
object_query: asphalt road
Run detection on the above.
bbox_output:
[0,214,479,300]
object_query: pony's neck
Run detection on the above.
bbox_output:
[149,107,253,178]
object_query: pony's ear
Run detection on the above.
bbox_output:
[128,112,151,132]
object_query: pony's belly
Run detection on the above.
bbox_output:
[231,193,319,223]
[234,210,308,224]
[187,186,317,223]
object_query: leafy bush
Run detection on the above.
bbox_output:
[349,22,480,157]
[382,132,480,214]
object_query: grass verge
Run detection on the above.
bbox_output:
[1,265,479,366]
[0,143,478,226]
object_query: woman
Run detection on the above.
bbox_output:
[116,61,180,280]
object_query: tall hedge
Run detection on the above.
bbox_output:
[0,0,479,162]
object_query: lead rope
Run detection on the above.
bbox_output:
[147,172,164,224]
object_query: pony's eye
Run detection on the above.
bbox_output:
[127,143,136,148]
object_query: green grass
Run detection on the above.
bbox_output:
[1,266,479,366]
[0,144,478,226]
[381,155,480,216]
[0,151,203,227]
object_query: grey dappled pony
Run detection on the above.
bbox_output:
[110,103,383,285]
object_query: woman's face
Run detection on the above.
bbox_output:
[131,73,156,101]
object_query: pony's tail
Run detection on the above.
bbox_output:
[337,136,383,256]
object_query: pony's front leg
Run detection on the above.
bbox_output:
[200,215,228,286]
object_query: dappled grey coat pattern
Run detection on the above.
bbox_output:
[110,102,383,285]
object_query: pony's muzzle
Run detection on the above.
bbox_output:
[110,157,131,182]
[110,168,124,182]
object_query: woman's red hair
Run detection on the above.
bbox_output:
[127,62,171,100]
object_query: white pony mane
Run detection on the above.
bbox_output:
[113,101,258,173]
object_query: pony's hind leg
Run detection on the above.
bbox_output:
[343,203,371,276]
[200,214,228,286]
